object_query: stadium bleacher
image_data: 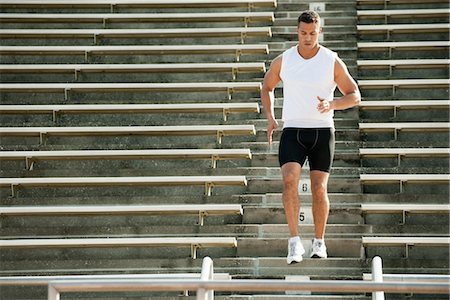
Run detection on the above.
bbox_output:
[0,0,448,299]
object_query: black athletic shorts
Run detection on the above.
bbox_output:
[278,127,335,173]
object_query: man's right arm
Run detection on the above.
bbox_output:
[261,55,282,145]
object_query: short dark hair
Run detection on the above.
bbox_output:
[298,11,321,25]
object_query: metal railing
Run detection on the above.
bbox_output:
[45,256,450,300]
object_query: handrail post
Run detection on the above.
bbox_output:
[48,283,60,300]
[197,256,214,300]
[372,256,385,300]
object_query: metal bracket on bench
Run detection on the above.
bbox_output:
[198,210,207,226]
[10,184,18,198]
[191,244,199,259]
[102,18,107,29]
[74,69,80,81]
[205,182,214,196]
[84,51,90,63]
[211,155,219,169]
[110,4,116,13]
[216,130,224,145]
[235,50,242,62]
[240,32,247,44]
[247,2,255,12]
[25,157,35,171]
[400,210,407,225]
[64,88,70,101]
[227,88,234,100]
[93,34,99,45]
[231,68,238,81]
[244,17,250,28]
[222,108,230,121]
[39,132,47,145]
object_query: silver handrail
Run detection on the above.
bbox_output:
[47,279,449,298]
[45,256,450,300]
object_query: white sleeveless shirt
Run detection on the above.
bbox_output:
[280,45,337,129]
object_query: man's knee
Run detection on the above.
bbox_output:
[311,181,327,198]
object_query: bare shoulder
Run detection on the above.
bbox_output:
[334,55,349,75]
[269,53,283,72]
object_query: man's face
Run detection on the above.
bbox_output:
[297,21,322,50]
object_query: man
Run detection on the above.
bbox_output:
[260,11,360,264]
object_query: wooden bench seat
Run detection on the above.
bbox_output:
[357,41,450,57]
[0,12,275,25]
[362,236,450,258]
[0,82,262,100]
[360,147,450,166]
[0,102,260,122]
[359,100,450,109]
[0,0,277,10]
[357,8,450,18]
[0,62,266,81]
[357,0,448,4]
[358,79,450,88]
[0,148,253,169]
[0,44,269,62]
[359,100,450,117]
[0,204,243,226]
[360,174,450,192]
[359,121,450,140]
[357,59,450,68]
[361,203,450,224]
[360,147,450,156]
[0,27,272,44]
[0,124,256,145]
[0,273,231,286]
[0,175,248,197]
[0,237,237,259]
[358,23,450,33]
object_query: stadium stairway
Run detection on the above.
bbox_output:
[0,0,449,299]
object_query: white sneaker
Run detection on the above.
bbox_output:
[310,238,327,258]
[287,236,305,264]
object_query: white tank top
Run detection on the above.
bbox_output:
[280,45,337,129]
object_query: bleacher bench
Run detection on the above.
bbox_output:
[0,103,260,122]
[361,203,450,224]
[358,79,450,88]
[357,0,448,4]
[357,41,450,58]
[0,148,253,169]
[359,147,450,166]
[0,0,278,10]
[359,122,450,140]
[357,59,450,69]
[0,237,238,259]
[0,204,243,226]
[0,62,266,81]
[0,82,262,100]
[359,100,450,117]
[0,175,248,197]
[360,174,450,192]
[0,27,272,44]
[362,236,450,258]
[0,44,269,62]
[357,9,450,19]
[0,124,256,144]
[0,12,275,26]
[357,23,450,33]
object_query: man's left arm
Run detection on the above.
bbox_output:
[317,56,361,113]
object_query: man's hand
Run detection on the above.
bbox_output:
[317,96,333,113]
[267,118,279,145]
